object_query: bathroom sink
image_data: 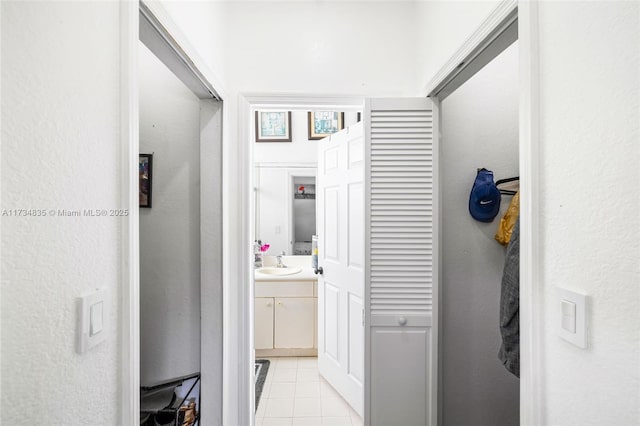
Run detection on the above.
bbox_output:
[257,267,302,276]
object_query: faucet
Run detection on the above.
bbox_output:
[276,251,287,268]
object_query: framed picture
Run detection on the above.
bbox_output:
[255,111,292,142]
[308,111,345,140]
[139,154,153,208]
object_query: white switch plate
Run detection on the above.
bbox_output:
[561,299,576,333]
[77,288,108,353]
[556,287,587,348]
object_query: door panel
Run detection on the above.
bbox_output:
[274,297,315,349]
[364,98,437,426]
[370,328,431,426]
[318,122,365,417]
[255,298,274,350]
[348,182,364,268]
[323,282,340,361]
[324,187,340,261]
[348,293,364,383]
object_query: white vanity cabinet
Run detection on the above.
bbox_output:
[255,298,275,350]
[254,279,318,356]
[274,297,315,349]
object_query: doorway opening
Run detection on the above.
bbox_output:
[246,98,365,426]
[121,1,225,424]
[426,2,540,425]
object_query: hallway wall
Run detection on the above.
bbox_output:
[536,3,640,424]
[440,41,519,426]
[1,2,121,424]
[210,1,425,96]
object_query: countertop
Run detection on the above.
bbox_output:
[254,255,318,282]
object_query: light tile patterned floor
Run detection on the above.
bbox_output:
[256,357,363,426]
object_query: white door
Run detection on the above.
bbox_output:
[317,122,365,417]
[365,98,437,426]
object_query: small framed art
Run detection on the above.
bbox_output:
[308,111,344,140]
[139,154,153,208]
[255,111,292,142]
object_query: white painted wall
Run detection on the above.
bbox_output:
[416,1,502,92]
[1,2,121,424]
[138,43,201,385]
[440,41,519,426]
[536,3,640,425]
[212,1,427,96]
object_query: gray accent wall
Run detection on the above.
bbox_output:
[139,42,201,386]
[440,41,520,426]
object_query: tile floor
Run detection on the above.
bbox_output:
[256,357,363,426]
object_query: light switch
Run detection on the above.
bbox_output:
[90,301,104,336]
[556,287,588,349]
[77,288,108,353]
[561,299,576,333]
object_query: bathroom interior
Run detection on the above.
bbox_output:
[134,13,520,426]
[252,109,363,424]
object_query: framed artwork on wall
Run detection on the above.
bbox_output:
[255,111,292,142]
[139,154,153,208]
[308,111,344,140]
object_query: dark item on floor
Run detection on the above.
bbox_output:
[255,359,271,411]
[141,372,200,426]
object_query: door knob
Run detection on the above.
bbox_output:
[314,266,323,275]
[398,317,407,326]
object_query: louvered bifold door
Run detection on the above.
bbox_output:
[364,98,437,426]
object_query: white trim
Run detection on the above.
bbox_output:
[139,0,227,101]
[233,94,254,426]
[424,0,518,99]
[200,99,224,426]
[255,162,317,169]
[517,1,542,424]
[139,3,217,100]
[243,93,364,111]
[431,96,441,426]
[120,0,139,424]
[424,0,542,424]
[362,97,372,426]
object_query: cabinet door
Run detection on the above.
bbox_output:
[274,297,315,349]
[255,298,274,350]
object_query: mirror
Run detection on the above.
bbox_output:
[292,176,316,255]
[254,167,316,256]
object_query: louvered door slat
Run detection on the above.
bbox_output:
[367,102,434,317]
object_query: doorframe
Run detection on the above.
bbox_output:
[120,1,228,425]
[424,0,541,424]
[237,95,363,426]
